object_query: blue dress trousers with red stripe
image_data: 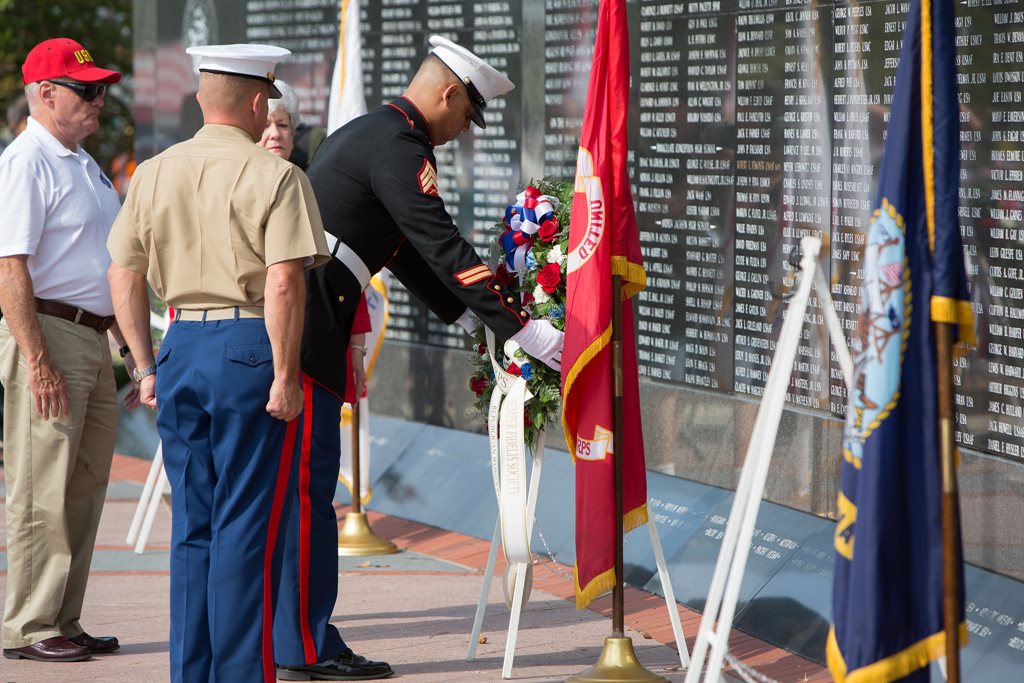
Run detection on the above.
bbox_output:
[156,317,296,683]
[272,376,349,666]
[270,253,362,666]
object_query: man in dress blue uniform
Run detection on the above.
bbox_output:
[270,36,562,681]
[107,44,337,683]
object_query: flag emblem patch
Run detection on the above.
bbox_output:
[842,200,908,468]
[418,159,439,196]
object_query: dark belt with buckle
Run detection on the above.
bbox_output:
[34,298,116,333]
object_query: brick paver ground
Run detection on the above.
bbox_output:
[0,455,830,682]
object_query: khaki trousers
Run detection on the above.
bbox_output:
[0,314,117,647]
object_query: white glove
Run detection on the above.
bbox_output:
[455,308,480,335]
[510,319,564,371]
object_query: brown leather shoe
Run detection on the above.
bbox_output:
[2,636,91,662]
[69,631,120,654]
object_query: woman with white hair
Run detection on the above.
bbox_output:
[258,79,301,166]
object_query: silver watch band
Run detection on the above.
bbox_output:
[132,365,157,382]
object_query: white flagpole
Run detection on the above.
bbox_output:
[648,519,691,669]
[126,442,162,546]
[467,519,502,662]
[685,237,822,683]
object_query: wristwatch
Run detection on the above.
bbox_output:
[118,344,131,358]
[132,365,157,382]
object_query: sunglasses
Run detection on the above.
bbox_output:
[47,80,107,102]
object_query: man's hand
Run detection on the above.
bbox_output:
[454,308,479,335]
[123,382,142,411]
[0,255,70,419]
[263,258,305,422]
[267,377,303,421]
[138,375,156,410]
[30,358,69,420]
[351,347,367,398]
[108,266,157,410]
[509,318,564,371]
[121,352,142,411]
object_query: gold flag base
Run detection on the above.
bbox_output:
[336,512,399,556]
[566,637,670,683]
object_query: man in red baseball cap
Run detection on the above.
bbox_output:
[14,38,120,150]
[0,38,131,664]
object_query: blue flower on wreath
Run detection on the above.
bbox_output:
[525,250,538,271]
[521,363,534,380]
[550,304,565,319]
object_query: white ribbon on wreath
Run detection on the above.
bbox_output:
[485,326,538,607]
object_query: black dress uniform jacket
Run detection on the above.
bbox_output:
[302,97,528,397]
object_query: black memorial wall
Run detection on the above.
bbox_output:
[360,0,525,349]
[143,0,1024,465]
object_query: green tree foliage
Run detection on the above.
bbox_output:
[0,0,132,171]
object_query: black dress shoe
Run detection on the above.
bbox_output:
[2,636,91,662]
[68,631,120,654]
[277,650,394,680]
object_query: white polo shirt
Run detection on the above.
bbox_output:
[0,117,121,316]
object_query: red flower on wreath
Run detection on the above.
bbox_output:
[495,263,515,286]
[538,217,559,243]
[521,291,535,306]
[470,376,489,396]
[537,263,562,293]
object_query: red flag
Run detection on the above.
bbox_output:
[561,0,648,610]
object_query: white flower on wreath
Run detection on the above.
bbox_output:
[533,285,550,304]
[546,244,564,266]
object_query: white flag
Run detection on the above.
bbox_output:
[326,0,367,134]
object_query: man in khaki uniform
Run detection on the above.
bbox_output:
[0,37,133,664]
[106,44,330,683]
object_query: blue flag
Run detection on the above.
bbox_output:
[828,1,974,681]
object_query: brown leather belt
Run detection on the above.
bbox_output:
[34,298,115,333]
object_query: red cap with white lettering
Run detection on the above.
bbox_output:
[22,38,121,85]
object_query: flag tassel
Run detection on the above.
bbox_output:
[935,322,961,682]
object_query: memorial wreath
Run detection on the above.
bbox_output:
[469,178,572,448]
